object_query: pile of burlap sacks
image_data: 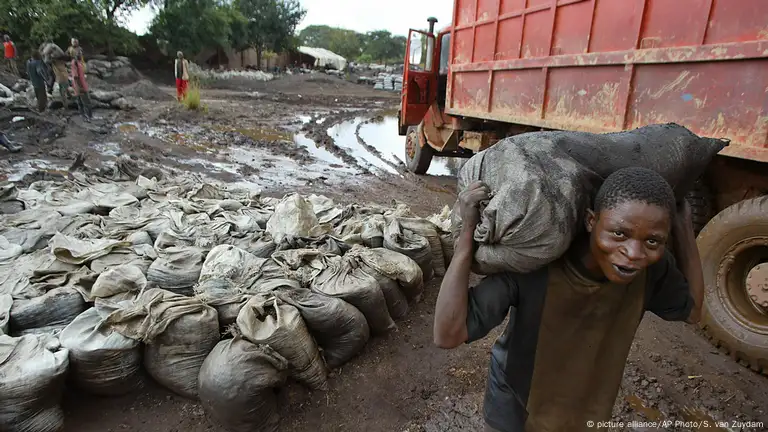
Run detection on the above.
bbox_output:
[0,164,453,432]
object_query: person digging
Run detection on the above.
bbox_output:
[433,167,704,432]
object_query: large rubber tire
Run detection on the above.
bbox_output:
[405,126,433,174]
[696,196,768,375]
[684,180,714,236]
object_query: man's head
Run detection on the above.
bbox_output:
[31,51,41,60]
[71,38,79,47]
[4,35,10,42]
[584,167,675,284]
[177,51,184,59]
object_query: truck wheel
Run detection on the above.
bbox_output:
[405,126,433,174]
[684,180,714,236]
[696,196,768,375]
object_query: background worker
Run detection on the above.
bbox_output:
[174,51,190,101]
[3,35,18,76]
[26,51,48,112]
[41,41,70,105]
[68,40,92,121]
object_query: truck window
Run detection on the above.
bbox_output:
[439,33,451,75]
[409,32,434,72]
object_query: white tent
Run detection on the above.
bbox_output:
[298,46,347,70]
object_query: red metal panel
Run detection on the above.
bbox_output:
[477,0,500,21]
[627,61,768,147]
[496,17,523,60]
[453,28,474,64]
[640,0,711,48]
[446,0,768,161]
[704,0,768,44]
[490,69,544,118]
[521,9,553,58]
[457,0,478,26]
[552,0,592,55]
[500,0,526,15]
[590,0,644,52]
[544,66,628,129]
[474,23,497,62]
[452,71,491,112]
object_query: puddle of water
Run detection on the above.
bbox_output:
[293,133,353,168]
[236,127,291,142]
[355,116,460,176]
[328,117,399,175]
[173,157,240,175]
[91,142,121,157]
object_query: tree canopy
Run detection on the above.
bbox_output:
[0,0,143,56]
[0,0,405,65]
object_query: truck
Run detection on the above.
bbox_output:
[398,0,768,375]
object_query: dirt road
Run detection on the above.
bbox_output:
[2,73,766,432]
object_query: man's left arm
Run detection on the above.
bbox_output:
[647,201,704,324]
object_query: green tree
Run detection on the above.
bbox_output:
[150,0,232,57]
[95,0,154,57]
[361,30,405,63]
[0,0,140,57]
[235,0,306,69]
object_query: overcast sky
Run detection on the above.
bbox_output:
[126,0,454,37]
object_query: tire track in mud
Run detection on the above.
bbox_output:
[301,110,372,175]
[354,115,406,174]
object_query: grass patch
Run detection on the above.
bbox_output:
[182,77,207,111]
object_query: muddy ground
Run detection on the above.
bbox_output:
[2,72,767,432]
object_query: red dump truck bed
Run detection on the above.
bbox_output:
[446,0,768,162]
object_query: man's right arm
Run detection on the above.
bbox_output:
[433,181,514,349]
[433,226,476,348]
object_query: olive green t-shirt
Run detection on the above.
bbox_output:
[466,250,693,432]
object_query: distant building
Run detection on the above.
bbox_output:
[195,46,347,71]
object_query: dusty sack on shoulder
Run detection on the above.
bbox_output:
[453,124,727,274]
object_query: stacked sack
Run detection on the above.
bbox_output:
[452,123,727,274]
[0,167,454,432]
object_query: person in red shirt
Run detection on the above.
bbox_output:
[3,35,18,76]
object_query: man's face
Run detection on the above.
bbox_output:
[4,36,9,42]
[586,200,671,284]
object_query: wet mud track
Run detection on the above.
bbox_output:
[3,74,767,431]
